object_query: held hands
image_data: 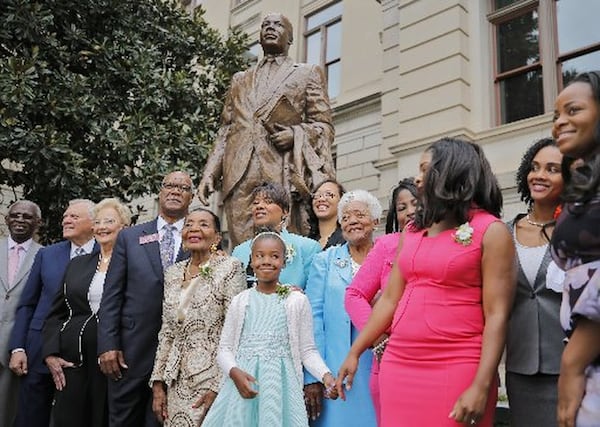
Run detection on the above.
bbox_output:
[152,381,168,423]
[98,350,128,381]
[448,383,488,426]
[323,372,338,400]
[44,355,75,391]
[335,353,359,401]
[193,390,217,426]
[557,370,585,427]
[9,351,28,376]
[268,123,294,152]
[230,367,258,399]
[303,383,324,421]
[303,373,338,421]
[197,175,215,206]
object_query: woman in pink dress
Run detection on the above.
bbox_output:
[344,177,418,425]
[336,137,516,426]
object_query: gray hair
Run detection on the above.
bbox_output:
[7,200,42,219]
[93,198,132,226]
[337,190,382,223]
[69,199,95,219]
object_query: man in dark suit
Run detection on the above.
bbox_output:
[8,199,95,427]
[98,171,192,427]
[0,200,43,427]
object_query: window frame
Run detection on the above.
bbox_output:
[488,0,600,125]
[303,2,343,98]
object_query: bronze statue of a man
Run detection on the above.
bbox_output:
[197,12,335,247]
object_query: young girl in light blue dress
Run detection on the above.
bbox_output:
[202,231,337,426]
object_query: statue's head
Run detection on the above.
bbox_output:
[260,13,293,56]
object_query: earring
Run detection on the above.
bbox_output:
[182,243,188,252]
[210,243,218,253]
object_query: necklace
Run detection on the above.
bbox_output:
[96,253,111,271]
[526,214,554,228]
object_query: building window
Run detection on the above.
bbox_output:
[489,0,600,124]
[304,2,343,99]
[245,42,261,66]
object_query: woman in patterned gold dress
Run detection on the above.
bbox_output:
[150,208,246,426]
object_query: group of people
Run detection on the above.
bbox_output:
[0,9,599,427]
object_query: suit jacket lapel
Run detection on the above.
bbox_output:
[0,239,8,291]
[140,219,163,278]
[333,245,353,284]
[532,246,552,290]
[256,58,297,113]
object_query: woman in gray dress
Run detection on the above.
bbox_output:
[505,137,565,426]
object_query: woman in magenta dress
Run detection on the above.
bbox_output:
[336,137,516,427]
[344,177,418,425]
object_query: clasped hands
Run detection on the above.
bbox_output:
[303,373,338,421]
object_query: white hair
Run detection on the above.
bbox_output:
[337,189,382,223]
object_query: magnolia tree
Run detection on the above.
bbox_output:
[0,0,248,242]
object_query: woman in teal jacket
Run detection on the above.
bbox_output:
[305,189,380,427]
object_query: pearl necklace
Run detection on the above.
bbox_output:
[525,214,554,228]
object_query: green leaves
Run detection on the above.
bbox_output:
[0,0,248,242]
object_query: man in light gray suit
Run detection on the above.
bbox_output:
[0,200,42,427]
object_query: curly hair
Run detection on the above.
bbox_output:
[385,177,418,233]
[412,138,502,230]
[515,137,558,206]
[337,189,383,224]
[560,71,600,203]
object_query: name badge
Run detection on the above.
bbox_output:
[139,233,160,245]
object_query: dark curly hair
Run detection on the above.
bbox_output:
[385,177,418,233]
[559,71,600,203]
[412,137,502,230]
[515,137,558,206]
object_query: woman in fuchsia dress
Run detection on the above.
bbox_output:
[336,138,516,427]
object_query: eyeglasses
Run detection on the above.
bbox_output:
[93,218,117,226]
[311,191,337,200]
[161,182,192,193]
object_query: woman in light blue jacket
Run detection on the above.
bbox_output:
[305,190,381,427]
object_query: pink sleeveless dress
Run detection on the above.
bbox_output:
[379,210,499,426]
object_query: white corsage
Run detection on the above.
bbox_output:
[285,244,296,263]
[453,222,473,246]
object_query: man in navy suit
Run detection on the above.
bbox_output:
[8,199,95,427]
[98,171,192,427]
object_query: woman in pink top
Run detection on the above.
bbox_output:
[344,177,418,424]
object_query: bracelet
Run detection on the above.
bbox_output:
[371,337,389,362]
